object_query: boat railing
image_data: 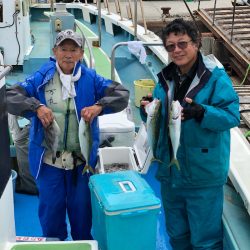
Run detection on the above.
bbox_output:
[75,21,95,69]
[197,0,239,43]
[94,0,148,46]
[31,0,149,45]
[0,65,12,82]
[110,42,163,81]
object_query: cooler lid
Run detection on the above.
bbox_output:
[89,170,160,213]
[133,123,153,173]
[99,111,135,133]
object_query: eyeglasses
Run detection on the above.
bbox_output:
[165,40,193,52]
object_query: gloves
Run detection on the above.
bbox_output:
[182,101,205,122]
[140,95,153,123]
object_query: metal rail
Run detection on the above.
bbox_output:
[231,0,237,42]
[75,22,95,69]
[111,42,163,81]
[134,0,138,40]
[97,0,102,47]
[138,0,147,35]
[103,0,111,15]
[212,0,217,26]
[93,0,146,41]
[0,66,12,81]
[50,0,54,12]
[196,8,250,67]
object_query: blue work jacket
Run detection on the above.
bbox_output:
[18,58,120,179]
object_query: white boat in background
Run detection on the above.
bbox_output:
[0,1,250,249]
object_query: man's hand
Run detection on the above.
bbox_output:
[140,93,153,122]
[182,97,205,122]
[140,93,153,107]
[36,105,54,128]
[81,104,103,123]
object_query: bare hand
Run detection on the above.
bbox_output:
[81,105,103,123]
[140,93,153,107]
[36,105,54,128]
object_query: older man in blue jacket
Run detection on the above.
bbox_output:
[141,19,240,250]
[7,29,129,241]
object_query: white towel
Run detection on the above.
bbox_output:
[56,62,81,100]
[127,41,147,64]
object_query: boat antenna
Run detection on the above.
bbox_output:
[182,0,201,35]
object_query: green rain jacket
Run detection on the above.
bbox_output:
[154,53,240,188]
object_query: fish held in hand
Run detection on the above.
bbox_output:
[145,98,161,159]
[79,118,94,174]
[43,120,61,164]
[169,100,182,170]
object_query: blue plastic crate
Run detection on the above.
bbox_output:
[89,170,161,250]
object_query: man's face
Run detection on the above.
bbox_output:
[165,33,198,74]
[53,39,83,74]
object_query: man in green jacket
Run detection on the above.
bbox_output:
[141,18,240,249]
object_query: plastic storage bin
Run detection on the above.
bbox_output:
[134,79,155,107]
[89,170,161,250]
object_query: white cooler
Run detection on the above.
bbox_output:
[99,111,135,147]
[97,123,153,174]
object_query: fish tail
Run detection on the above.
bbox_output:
[52,156,56,164]
[168,158,180,170]
[82,165,95,175]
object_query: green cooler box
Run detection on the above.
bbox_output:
[89,170,161,250]
[9,241,98,250]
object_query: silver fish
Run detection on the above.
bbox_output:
[43,120,61,164]
[169,100,182,170]
[145,98,161,159]
[79,118,94,174]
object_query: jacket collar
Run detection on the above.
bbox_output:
[157,52,212,101]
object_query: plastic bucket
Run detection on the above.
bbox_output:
[134,79,155,107]
[11,169,17,195]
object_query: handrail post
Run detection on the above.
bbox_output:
[116,0,123,21]
[50,0,54,12]
[111,42,128,81]
[134,0,138,40]
[138,0,147,35]
[231,0,237,42]
[104,0,111,15]
[97,0,102,47]
[212,0,217,26]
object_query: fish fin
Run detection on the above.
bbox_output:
[82,165,95,175]
[151,157,164,164]
[168,158,180,170]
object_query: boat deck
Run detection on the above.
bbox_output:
[6,3,250,249]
